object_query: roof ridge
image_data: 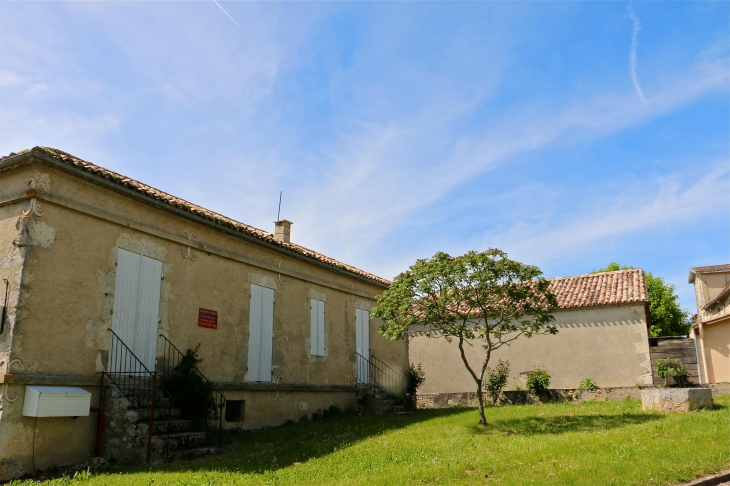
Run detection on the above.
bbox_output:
[1,146,390,287]
[548,268,643,281]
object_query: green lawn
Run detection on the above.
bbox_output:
[18,396,730,486]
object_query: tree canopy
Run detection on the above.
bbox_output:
[591,263,692,337]
[373,249,558,425]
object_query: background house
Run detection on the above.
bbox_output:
[689,264,730,384]
[0,147,407,478]
[409,269,655,394]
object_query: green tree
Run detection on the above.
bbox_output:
[591,263,691,337]
[373,249,558,426]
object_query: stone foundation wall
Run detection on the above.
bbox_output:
[101,386,154,464]
[416,385,728,409]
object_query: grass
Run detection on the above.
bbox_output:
[16,396,730,486]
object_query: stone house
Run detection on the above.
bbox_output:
[409,269,655,395]
[689,264,730,383]
[0,147,407,478]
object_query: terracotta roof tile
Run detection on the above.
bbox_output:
[1,147,390,287]
[548,269,648,309]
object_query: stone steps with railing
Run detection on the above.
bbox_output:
[355,354,411,415]
[103,330,221,464]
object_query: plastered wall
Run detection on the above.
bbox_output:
[698,320,730,383]
[409,304,652,394]
[3,162,405,382]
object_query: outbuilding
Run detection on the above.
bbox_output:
[409,269,655,395]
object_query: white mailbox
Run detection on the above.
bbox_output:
[22,386,92,417]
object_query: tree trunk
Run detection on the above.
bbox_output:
[476,381,487,425]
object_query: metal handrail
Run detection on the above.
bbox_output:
[355,352,406,400]
[158,335,226,448]
[103,329,172,462]
[370,354,406,399]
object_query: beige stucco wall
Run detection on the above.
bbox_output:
[0,161,406,476]
[222,389,357,429]
[409,304,652,394]
[691,319,730,384]
[693,272,730,320]
[0,383,99,475]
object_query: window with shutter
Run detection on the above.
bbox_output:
[310,299,325,356]
[247,284,274,381]
[110,248,162,372]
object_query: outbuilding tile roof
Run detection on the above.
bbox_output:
[0,146,390,287]
[549,269,648,309]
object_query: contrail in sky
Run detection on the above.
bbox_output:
[628,6,646,102]
[212,0,239,27]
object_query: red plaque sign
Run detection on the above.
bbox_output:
[198,308,218,329]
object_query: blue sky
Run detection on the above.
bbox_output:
[1,1,728,311]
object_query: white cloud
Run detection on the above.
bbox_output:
[491,162,729,266]
[628,6,646,103]
[284,50,727,276]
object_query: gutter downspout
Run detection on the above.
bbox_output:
[697,322,711,384]
[692,327,704,384]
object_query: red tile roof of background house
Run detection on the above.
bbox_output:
[690,264,730,274]
[549,269,648,309]
[688,264,730,283]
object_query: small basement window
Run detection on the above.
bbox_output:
[226,400,245,423]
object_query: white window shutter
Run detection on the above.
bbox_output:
[110,249,162,373]
[310,299,325,356]
[317,300,325,355]
[136,256,162,371]
[260,287,274,382]
[247,284,263,381]
[310,299,318,356]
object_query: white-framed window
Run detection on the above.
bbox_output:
[310,299,325,356]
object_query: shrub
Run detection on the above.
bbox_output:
[405,363,426,396]
[484,359,510,405]
[578,378,598,390]
[526,366,551,393]
[312,404,344,421]
[655,358,690,387]
[161,344,217,426]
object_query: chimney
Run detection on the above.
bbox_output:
[274,220,293,243]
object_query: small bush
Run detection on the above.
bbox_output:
[485,359,510,405]
[161,344,217,427]
[578,378,598,390]
[312,404,344,421]
[405,363,426,395]
[526,366,551,393]
[634,378,645,389]
[512,383,522,391]
[655,358,689,387]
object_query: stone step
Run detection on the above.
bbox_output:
[152,419,194,434]
[138,407,181,421]
[129,396,171,409]
[115,387,167,399]
[152,431,208,452]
